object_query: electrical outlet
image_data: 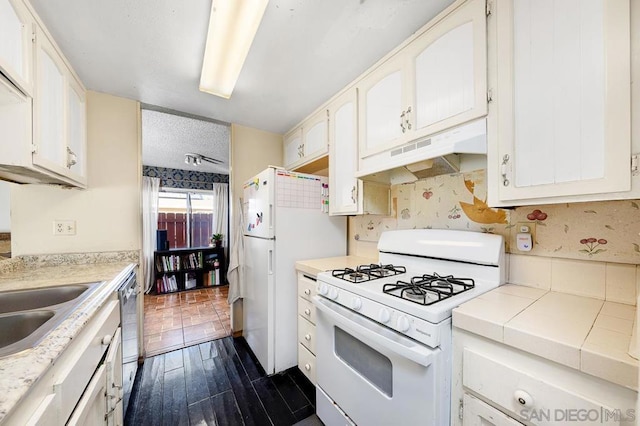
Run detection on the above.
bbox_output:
[53,220,76,236]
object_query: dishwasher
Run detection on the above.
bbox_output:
[118,270,139,416]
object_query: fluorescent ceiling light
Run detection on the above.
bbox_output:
[199,0,269,99]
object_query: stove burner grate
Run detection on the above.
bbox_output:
[383,273,475,306]
[332,264,406,283]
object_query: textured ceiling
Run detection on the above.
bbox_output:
[141,109,230,174]
[29,0,454,134]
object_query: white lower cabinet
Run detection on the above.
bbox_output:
[463,394,523,426]
[297,273,318,385]
[4,295,123,425]
[452,329,637,426]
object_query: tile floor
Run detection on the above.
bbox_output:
[144,286,231,357]
[125,336,317,426]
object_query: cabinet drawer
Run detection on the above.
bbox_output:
[298,298,316,325]
[298,316,316,354]
[298,275,317,301]
[53,299,119,422]
[463,348,619,425]
[298,343,316,385]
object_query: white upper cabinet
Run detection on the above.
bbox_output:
[283,126,303,169]
[358,60,406,158]
[488,0,633,205]
[408,0,487,140]
[302,110,328,161]
[32,26,87,186]
[358,0,487,165]
[329,89,362,215]
[283,110,328,170]
[0,0,34,96]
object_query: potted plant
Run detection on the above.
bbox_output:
[211,233,223,248]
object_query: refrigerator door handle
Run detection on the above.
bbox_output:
[269,204,273,230]
[268,249,273,275]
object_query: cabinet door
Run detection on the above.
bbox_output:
[409,0,486,138]
[67,75,87,184]
[105,327,123,426]
[33,27,67,176]
[67,364,107,426]
[283,127,303,169]
[329,89,362,215]
[462,394,522,426]
[302,110,328,161]
[0,0,34,95]
[490,0,631,204]
[358,58,407,159]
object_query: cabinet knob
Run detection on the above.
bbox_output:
[304,308,311,316]
[102,334,112,345]
[304,334,311,341]
[514,390,533,407]
[304,363,311,371]
[304,289,311,296]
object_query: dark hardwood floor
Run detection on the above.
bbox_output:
[125,336,316,426]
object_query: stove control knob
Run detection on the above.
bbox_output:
[328,288,339,300]
[318,284,328,296]
[379,308,391,324]
[351,297,362,311]
[397,316,411,332]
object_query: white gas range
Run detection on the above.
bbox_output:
[313,229,505,426]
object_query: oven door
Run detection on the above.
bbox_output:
[314,296,447,426]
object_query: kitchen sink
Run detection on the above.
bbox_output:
[0,284,97,315]
[0,282,103,357]
[0,311,55,349]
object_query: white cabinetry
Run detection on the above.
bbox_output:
[0,0,34,96]
[0,0,87,187]
[358,0,487,165]
[3,296,123,425]
[283,110,329,170]
[33,25,86,186]
[297,273,317,384]
[452,329,637,426]
[488,0,634,206]
[328,88,390,215]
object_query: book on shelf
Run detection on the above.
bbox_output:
[157,274,178,293]
[185,272,197,290]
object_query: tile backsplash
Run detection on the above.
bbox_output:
[349,169,640,265]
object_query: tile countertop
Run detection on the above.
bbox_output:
[453,285,638,391]
[0,261,136,423]
[295,255,379,278]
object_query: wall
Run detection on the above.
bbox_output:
[349,169,640,266]
[0,181,10,232]
[229,124,283,332]
[10,91,141,256]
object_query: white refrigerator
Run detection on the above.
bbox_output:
[242,167,346,374]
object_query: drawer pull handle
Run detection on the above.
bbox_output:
[102,334,112,345]
[304,289,311,295]
[305,363,311,371]
[304,309,311,316]
[514,390,533,407]
[304,334,311,341]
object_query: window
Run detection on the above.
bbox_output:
[157,190,214,248]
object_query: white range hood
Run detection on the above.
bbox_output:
[356,118,486,184]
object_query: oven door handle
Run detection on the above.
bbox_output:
[313,296,438,367]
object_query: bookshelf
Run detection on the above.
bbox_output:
[153,246,226,294]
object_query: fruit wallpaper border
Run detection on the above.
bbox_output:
[350,169,640,265]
